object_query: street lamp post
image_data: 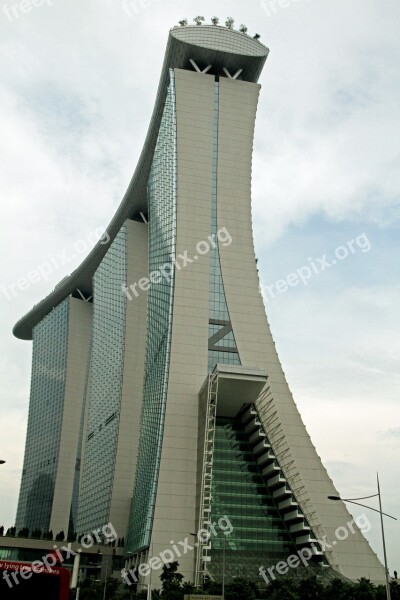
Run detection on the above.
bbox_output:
[328,473,397,600]
[136,582,151,600]
[191,530,228,596]
[88,559,109,600]
[102,561,108,600]
[378,475,392,600]
[222,535,226,600]
[125,553,151,598]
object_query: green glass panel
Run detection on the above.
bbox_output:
[125,70,177,553]
[15,299,69,533]
[209,417,298,581]
[77,226,127,533]
[208,81,240,372]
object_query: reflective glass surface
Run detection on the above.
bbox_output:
[77,226,127,534]
[208,81,241,372]
[209,418,297,580]
[125,71,177,553]
[15,299,69,533]
[69,336,92,537]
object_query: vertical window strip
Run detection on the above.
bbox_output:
[208,81,241,372]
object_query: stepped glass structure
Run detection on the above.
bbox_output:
[13,23,384,587]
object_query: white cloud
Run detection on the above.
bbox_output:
[252,0,400,245]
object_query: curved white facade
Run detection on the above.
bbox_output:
[14,24,384,587]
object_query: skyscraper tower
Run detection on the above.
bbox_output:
[13,23,384,586]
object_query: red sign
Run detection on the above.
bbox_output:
[0,559,70,599]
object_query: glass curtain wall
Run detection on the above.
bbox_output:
[125,70,177,553]
[77,227,127,534]
[15,299,69,533]
[208,81,241,372]
[209,418,298,581]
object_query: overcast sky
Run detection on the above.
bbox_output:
[0,0,399,575]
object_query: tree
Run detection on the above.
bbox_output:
[43,529,53,540]
[0,525,4,536]
[178,19,187,27]
[225,17,234,29]
[5,526,16,537]
[326,577,355,600]
[31,528,42,539]
[390,581,400,600]
[181,581,197,595]
[297,575,324,599]
[266,578,300,600]
[375,584,388,600]
[77,577,103,600]
[55,530,65,541]
[67,530,77,542]
[239,24,248,34]
[203,579,222,595]
[104,577,120,599]
[17,527,29,538]
[112,585,132,600]
[193,16,205,26]
[160,561,184,599]
[352,578,376,600]
[211,16,219,26]
[225,577,258,600]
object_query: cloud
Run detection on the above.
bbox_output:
[252,0,400,246]
[381,428,400,440]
